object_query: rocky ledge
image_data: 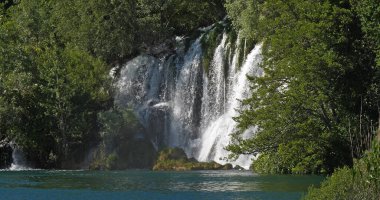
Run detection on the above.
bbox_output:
[153,147,242,171]
[0,139,12,169]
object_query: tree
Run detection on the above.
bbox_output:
[0,0,227,169]
[0,0,112,168]
[52,0,137,64]
[226,0,379,173]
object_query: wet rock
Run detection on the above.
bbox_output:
[146,39,175,57]
[222,163,233,170]
[0,140,12,169]
[153,147,238,171]
[233,165,245,170]
[90,138,157,170]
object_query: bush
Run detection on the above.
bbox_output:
[251,140,327,174]
[303,141,380,200]
[304,167,354,200]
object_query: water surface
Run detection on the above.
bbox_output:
[0,170,323,200]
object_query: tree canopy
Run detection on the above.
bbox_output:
[0,0,225,168]
[226,0,379,174]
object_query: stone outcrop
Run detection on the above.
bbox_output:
[0,139,12,169]
[153,147,235,171]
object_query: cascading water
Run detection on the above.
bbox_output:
[197,44,263,168]
[116,27,262,169]
[169,37,203,151]
[9,143,30,170]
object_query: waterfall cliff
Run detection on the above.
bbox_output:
[116,26,262,169]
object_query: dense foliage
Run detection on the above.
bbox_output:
[303,139,380,199]
[0,1,112,167]
[226,0,380,174]
[90,108,156,170]
[0,0,225,168]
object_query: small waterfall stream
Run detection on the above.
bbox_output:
[9,143,30,170]
[116,28,262,169]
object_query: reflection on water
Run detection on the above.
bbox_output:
[0,170,324,200]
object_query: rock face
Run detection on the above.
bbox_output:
[233,165,245,170]
[153,147,234,171]
[0,141,12,169]
[90,138,157,170]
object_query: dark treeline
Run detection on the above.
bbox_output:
[0,0,225,168]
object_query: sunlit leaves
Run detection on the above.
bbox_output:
[226,0,379,174]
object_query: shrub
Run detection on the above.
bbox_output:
[303,141,380,200]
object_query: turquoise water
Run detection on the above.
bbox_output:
[0,170,323,200]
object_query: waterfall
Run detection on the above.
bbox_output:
[9,144,30,170]
[197,44,263,168]
[169,37,203,152]
[116,29,262,169]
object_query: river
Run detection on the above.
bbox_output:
[0,170,323,200]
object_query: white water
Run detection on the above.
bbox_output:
[9,145,31,171]
[116,29,262,169]
[169,37,203,151]
[197,44,263,168]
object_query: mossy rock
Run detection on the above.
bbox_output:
[157,147,187,162]
[233,165,244,170]
[223,163,233,170]
[153,147,235,171]
[90,139,157,170]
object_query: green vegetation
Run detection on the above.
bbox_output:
[0,4,379,199]
[303,139,380,200]
[153,147,234,171]
[0,0,225,169]
[90,108,156,170]
[226,0,380,175]
[0,5,112,167]
[201,22,225,74]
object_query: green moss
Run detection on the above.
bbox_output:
[201,23,225,75]
[235,35,258,69]
[91,107,157,170]
[157,147,188,161]
[226,22,238,49]
[153,147,233,171]
[114,139,157,169]
[89,144,108,170]
[106,153,118,169]
[90,139,157,170]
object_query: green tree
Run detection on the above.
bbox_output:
[52,0,137,64]
[352,0,380,65]
[226,0,379,174]
[0,0,112,168]
[1,0,226,169]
